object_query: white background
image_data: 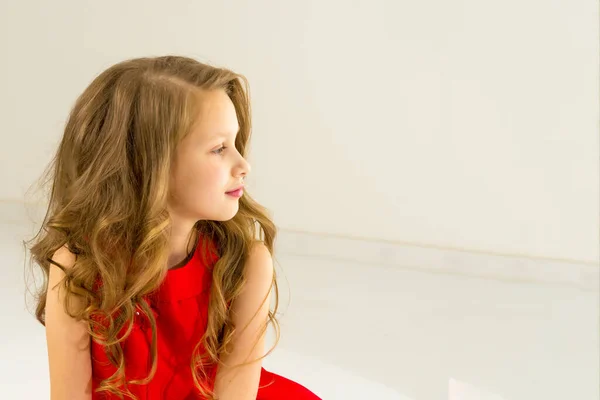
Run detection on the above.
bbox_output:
[0,1,598,399]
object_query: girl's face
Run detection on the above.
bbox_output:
[168,89,251,223]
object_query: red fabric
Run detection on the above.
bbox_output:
[90,235,320,399]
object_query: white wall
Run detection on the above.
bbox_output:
[1,0,598,265]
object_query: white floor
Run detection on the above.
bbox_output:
[1,219,598,400]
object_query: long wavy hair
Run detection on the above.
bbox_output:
[24,55,280,399]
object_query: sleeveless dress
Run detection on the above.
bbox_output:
[90,234,320,399]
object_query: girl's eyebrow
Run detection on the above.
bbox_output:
[209,128,240,140]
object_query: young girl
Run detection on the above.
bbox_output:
[27,55,321,400]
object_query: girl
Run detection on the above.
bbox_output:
[27,55,321,400]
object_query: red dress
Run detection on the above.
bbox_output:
[90,235,320,399]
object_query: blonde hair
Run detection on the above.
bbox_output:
[25,55,280,399]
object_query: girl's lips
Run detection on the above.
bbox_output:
[226,188,243,198]
[226,185,244,193]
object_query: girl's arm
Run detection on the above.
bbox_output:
[45,246,93,400]
[213,242,274,400]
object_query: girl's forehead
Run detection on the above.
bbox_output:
[190,91,240,141]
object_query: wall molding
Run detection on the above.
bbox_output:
[4,199,597,291]
[274,229,599,292]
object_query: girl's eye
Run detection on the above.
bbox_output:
[212,146,227,155]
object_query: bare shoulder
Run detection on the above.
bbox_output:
[49,245,78,273]
[47,245,80,314]
[245,241,273,281]
[248,241,272,261]
[47,245,81,311]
